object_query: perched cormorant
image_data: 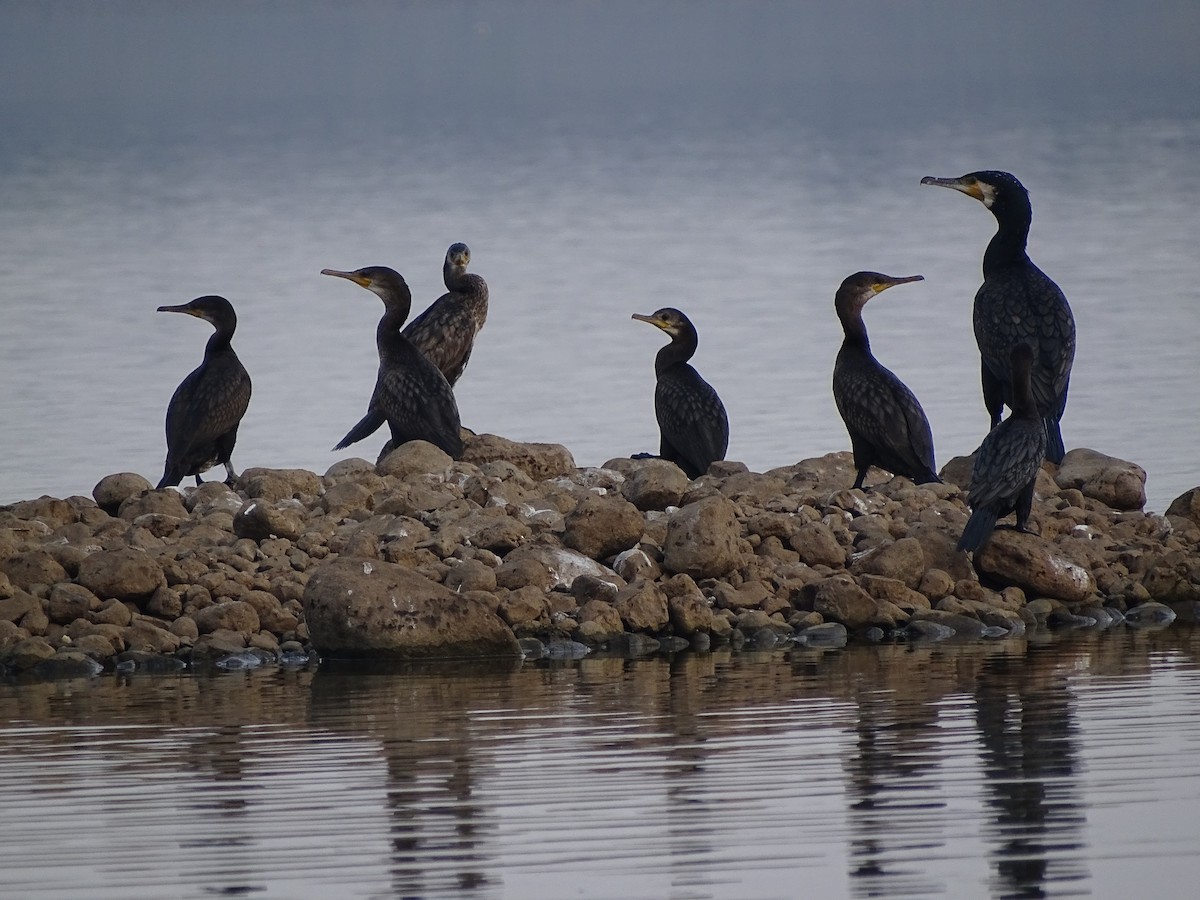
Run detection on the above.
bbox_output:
[631,307,729,479]
[921,170,1075,463]
[403,242,488,386]
[321,266,464,460]
[156,295,252,489]
[958,343,1047,553]
[832,272,941,490]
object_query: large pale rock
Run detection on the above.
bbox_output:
[563,494,644,560]
[1055,449,1146,511]
[303,558,519,658]
[621,460,689,511]
[48,583,101,624]
[974,531,1095,602]
[93,473,153,514]
[850,537,925,589]
[663,496,743,579]
[376,442,454,480]
[192,600,260,635]
[6,497,76,529]
[461,434,576,481]
[76,548,165,601]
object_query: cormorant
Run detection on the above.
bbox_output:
[631,307,729,479]
[958,343,1047,553]
[403,242,488,386]
[832,272,941,490]
[156,295,252,489]
[921,170,1075,463]
[321,266,464,460]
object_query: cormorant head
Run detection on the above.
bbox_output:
[445,243,471,270]
[835,272,924,317]
[320,266,410,305]
[157,295,237,332]
[920,170,1029,214]
[632,307,697,341]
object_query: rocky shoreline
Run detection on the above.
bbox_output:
[2,433,1198,679]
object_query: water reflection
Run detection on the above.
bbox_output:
[0,631,1199,898]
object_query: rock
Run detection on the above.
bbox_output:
[240,468,323,502]
[807,576,884,630]
[1055,449,1146,511]
[789,521,847,569]
[906,521,977,583]
[123,619,183,654]
[0,591,39,624]
[614,581,669,632]
[461,434,576,481]
[117,489,189,521]
[563,494,644,560]
[974,531,1095,603]
[612,548,661,583]
[850,537,925,589]
[91,473,153,514]
[48,583,100,624]
[496,586,548,628]
[446,559,498,594]
[1166,488,1200,525]
[76,548,165,601]
[90,598,133,627]
[192,600,261,635]
[795,622,848,648]
[1125,601,1177,627]
[663,496,743,579]
[577,600,625,642]
[858,574,931,613]
[2,548,69,591]
[377,441,454,479]
[498,543,617,591]
[2,636,56,669]
[30,650,104,679]
[302,558,519,658]
[621,460,689,511]
[233,499,306,542]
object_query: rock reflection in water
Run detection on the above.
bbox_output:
[0,631,1198,898]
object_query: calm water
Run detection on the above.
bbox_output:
[1,628,1198,899]
[1,4,1199,510]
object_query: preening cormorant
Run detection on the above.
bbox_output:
[921,170,1075,463]
[403,242,488,386]
[631,307,729,479]
[156,295,252,489]
[832,272,941,490]
[957,343,1047,553]
[321,266,464,460]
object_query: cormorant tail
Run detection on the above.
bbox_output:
[957,506,998,553]
[1044,417,1065,465]
[334,408,386,451]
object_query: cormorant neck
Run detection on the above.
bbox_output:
[446,269,488,298]
[375,280,413,338]
[654,328,698,375]
[983,196,1033,273]
[205,326,235,355]
[1011,364,1039,418]
[836,305,870,350]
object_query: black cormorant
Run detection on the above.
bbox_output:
[321,266,464,460]
[156,295,252,489]
[403,242,488,386]
[921,170,1075,463]
[631,307,729,479]
[958,343,1047,553]
[832,272,941,490]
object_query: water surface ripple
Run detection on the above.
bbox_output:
[1,629,1199,898]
